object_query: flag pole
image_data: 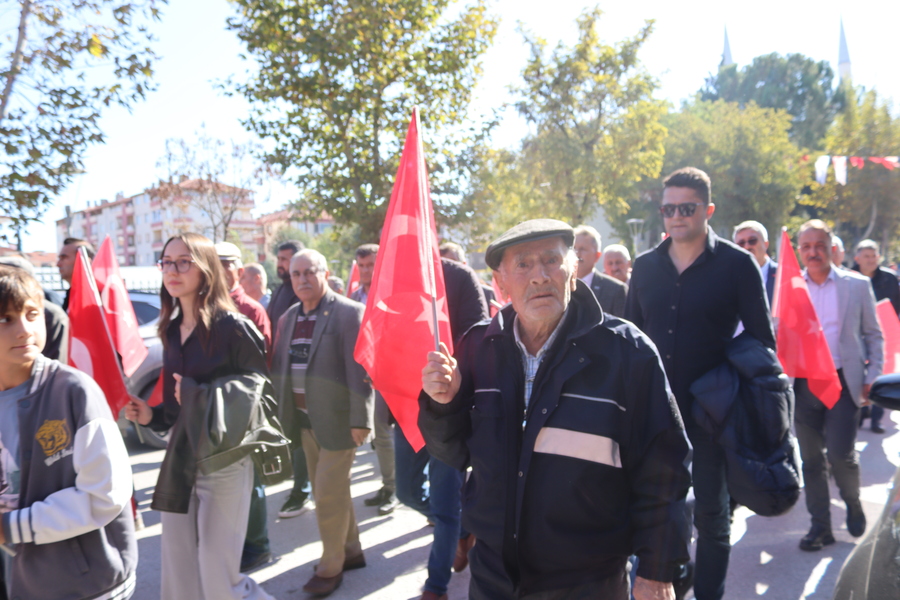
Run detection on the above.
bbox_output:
[414,106,441,353]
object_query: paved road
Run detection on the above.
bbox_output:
[127,413,899,600]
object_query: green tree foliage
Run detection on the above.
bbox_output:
[804,87,900,256]
[226,0,498,241]
[700,53,841,150]
[506,7,667,228]
[640,100,805,243]
[0,0,166,235]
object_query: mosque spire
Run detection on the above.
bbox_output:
[721,27,734,67]
[838,19,851,81]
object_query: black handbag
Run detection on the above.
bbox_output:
[250,426,293,486]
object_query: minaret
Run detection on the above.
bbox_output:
[721,27,734,67]
[838,19,852,81]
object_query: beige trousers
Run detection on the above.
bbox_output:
[301,428,362,577]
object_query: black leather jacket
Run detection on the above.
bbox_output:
[149,312,286,514]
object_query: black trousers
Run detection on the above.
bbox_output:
[794,371,862,531]
[468,540,628,600]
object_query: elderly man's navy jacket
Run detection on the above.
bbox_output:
[419,281,691,596]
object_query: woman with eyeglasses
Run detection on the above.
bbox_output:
[125,232,276,600]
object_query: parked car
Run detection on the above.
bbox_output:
[123,291,169,449]
[831,373,900,599]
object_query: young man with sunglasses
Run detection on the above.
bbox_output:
[733,221,777,305]
[626,167,775,600]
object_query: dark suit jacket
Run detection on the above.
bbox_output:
[271,289,374,450]
[442,258,489,344]
[587,269,628,318]
[763,259,777,306]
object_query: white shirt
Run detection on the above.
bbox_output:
[579,271,595,287]
[760,259,771,284]
[804,267,842,369]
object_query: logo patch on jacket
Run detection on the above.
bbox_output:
[36,420,73,465]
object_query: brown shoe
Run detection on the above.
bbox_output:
[303,572,343,596]
[420,592,448,600]
[453,534,476,572]
[314,552,366,574]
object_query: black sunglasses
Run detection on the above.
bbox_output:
[736,237,759,248]
[659,202,704,219]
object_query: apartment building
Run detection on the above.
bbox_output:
[57,178,260,266]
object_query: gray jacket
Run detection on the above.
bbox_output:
[272,289,374,450]
[1,356,137,600]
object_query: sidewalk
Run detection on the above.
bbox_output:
[129,441,471,600]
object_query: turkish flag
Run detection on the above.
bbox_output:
[68,249,131,416]
[771,229,842,408]
[92,236,148,377]
[354,109,453,451]
[876,299,900,375]
[347,260,360,297]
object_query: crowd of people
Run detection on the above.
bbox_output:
[0,165,894,600]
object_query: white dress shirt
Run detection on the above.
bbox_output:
[804,267,842,369]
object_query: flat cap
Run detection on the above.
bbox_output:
[0,255,35,275]
[214,242,242,261]
[485,219,574,270]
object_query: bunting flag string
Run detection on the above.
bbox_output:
[813,155,900,184]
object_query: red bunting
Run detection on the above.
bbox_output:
[876,300,900,375]
[849,156,865,169]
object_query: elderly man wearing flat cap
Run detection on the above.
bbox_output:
[419,219,691,600]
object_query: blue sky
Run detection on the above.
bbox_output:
[14,0,900,252]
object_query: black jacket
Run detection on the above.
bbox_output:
[852,264,900,315]
[690,332,800,516]
[149,311,274,513]
[419,282,691,595]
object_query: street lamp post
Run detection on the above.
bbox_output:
[626,218,645,257]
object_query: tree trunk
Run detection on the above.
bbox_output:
[0,0,32,122]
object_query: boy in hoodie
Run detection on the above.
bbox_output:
[0,265,137,600]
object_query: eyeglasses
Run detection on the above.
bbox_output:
[291,267,321,279]
[157,258,196,273]
[736,237,759,248]
[659,202,704,219]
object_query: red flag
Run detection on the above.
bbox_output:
[354,108,453,451]
[869,157,895,170]
[68,249,131,416]
[849,156,865,169]
[772,229,842,408]
[148,370,165,407]
[876,299,900,375]
[347,260,360,297]
[93,236,148,377]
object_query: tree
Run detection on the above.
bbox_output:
[0,0,166,240]
[803,87,900,256]
[508,7,667,226]
[152,127,275,242]
[226,0,498,241]
[634,99,805,243]
[701,53,842,150]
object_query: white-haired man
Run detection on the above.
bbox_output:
[240,262,271,309]
[572,225,628,317]
[732,221,777,305]
[270,249,374,595]
[602,244,632,284]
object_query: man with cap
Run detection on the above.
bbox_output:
[214,242,276,573]
[420,219,691,599]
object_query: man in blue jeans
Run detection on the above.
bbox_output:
[395,256,488,600]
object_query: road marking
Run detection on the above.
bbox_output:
[760,551,773,565]
[756,582,770,594]
[799,557,833,599]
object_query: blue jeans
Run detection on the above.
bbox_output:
[685,422,730,600]
[394,428,464,596]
